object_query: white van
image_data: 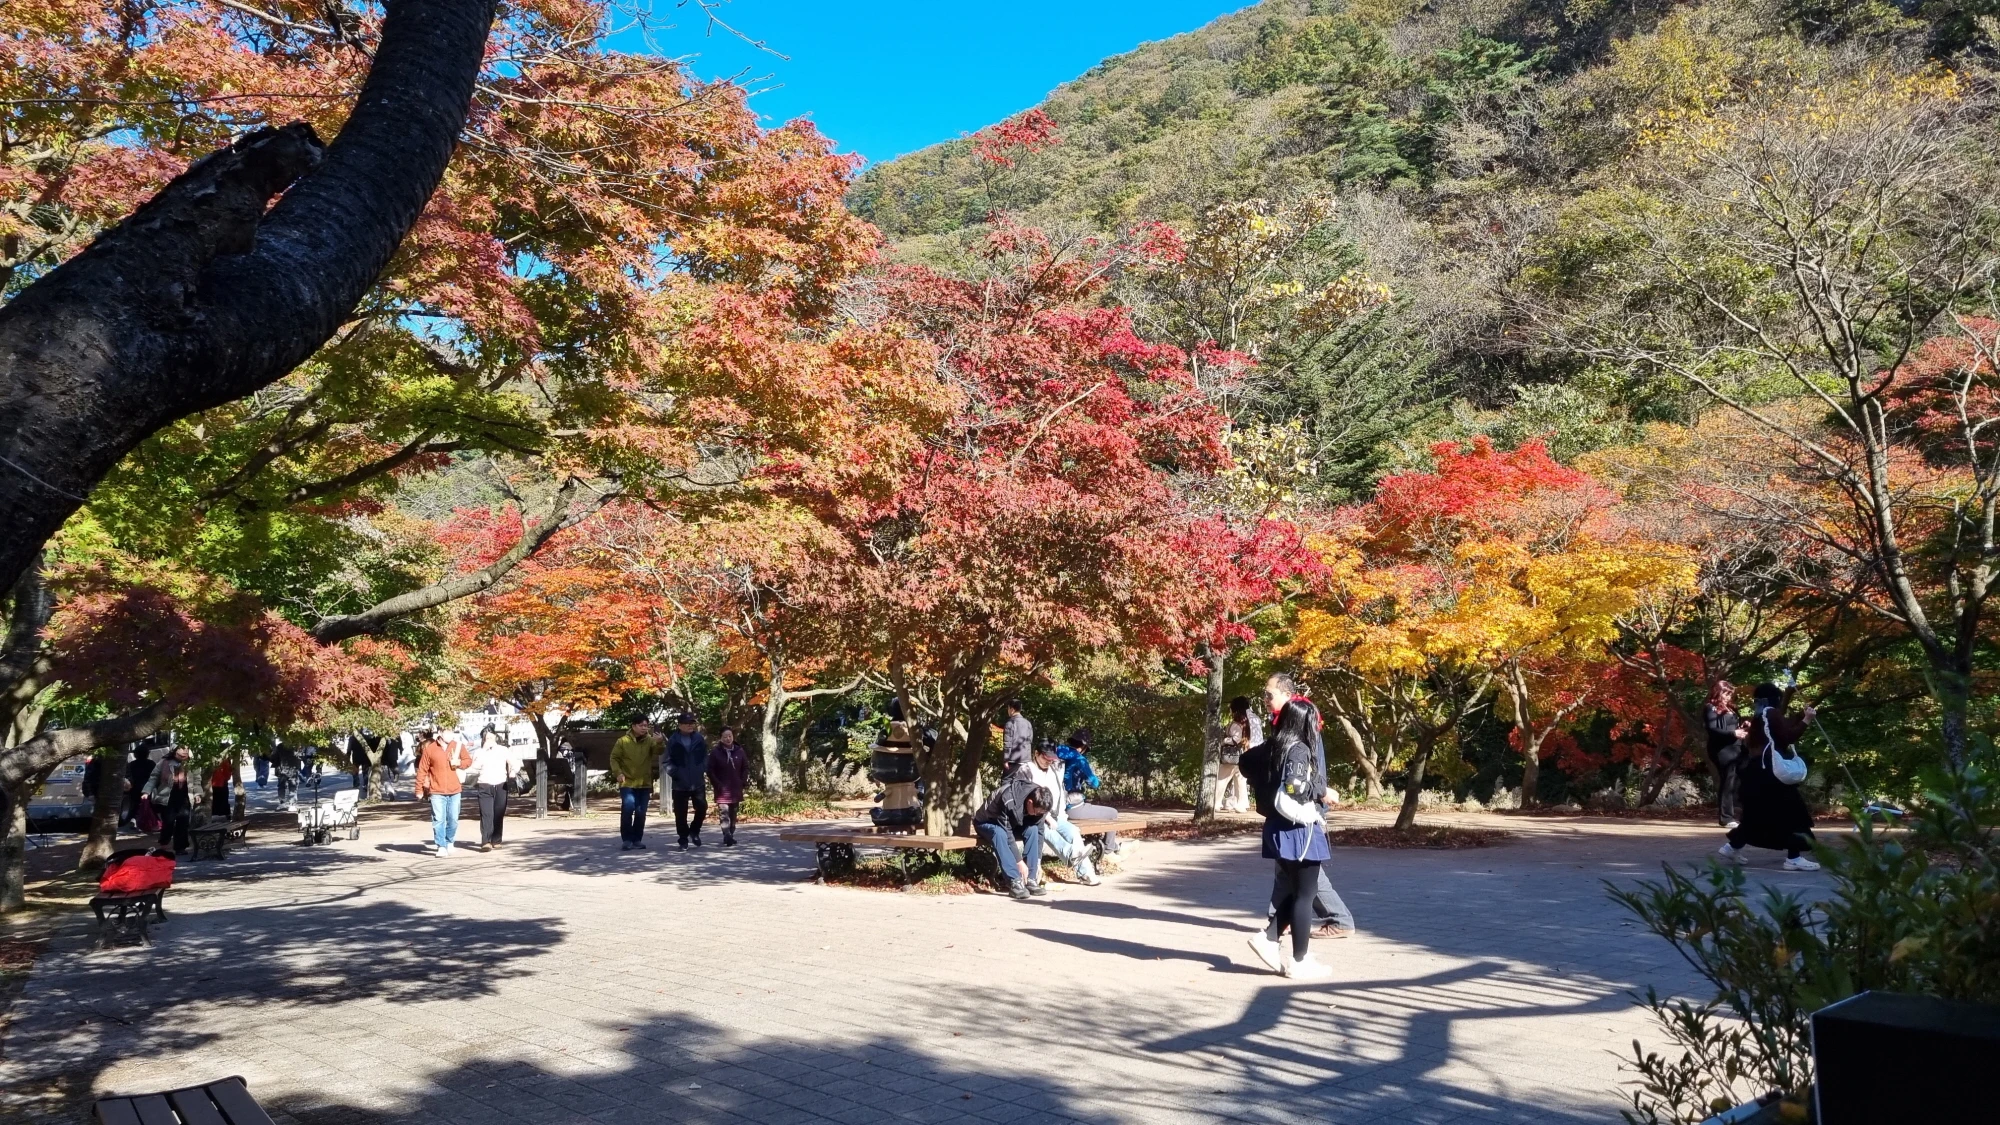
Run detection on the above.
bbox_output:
[27,756,94,830]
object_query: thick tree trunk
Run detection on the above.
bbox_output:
[1195,645,1225,822]
[0,777,32,912]
[0,0,500,595]
[1520,749,1541,809]
[79,752,121,872]
[759,662,789,794]
[1394,733,1437,831]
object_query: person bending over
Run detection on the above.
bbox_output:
[975,775,1052,901]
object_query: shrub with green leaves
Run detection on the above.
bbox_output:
[1607,767,2000,1124]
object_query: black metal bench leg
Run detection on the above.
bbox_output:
[814,844,828,883]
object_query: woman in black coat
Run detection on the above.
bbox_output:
[1718,683,1818,871]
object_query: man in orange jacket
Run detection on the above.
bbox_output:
[414,729,474,857]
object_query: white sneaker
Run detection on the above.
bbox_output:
[1285,955,1333,981]
[1717,843,1746,865]
[1246,934,1285,973]
[1783,856,1821,872]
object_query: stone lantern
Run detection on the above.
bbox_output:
[869,721,921,830]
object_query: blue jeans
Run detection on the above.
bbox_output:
[429,793,460,851]
[980,822,1043,885]
[620,787,651,843]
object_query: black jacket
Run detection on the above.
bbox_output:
[974,774,1050,838]
[1705,705,1742,765]
[664,730,709,791]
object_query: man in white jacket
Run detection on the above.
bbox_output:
[1024,744,1099,886]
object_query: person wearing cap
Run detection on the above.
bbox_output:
[611,719,662,851]
[663,712,710,850]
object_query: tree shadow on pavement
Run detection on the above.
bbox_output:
[1118,833,1706,991]
[491,822,819,887]
[0,892,562,1123]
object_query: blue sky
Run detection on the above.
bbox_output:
[623,0,1254,164]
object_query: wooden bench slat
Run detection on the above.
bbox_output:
[776,828,978,849]
[129,1094,178,1125]
[207,1078,277,1125]
[779,814,1153,849]
[168,1087,229,1125]
[93,1099,143,1125]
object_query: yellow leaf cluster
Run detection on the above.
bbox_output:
[1285,526,1696,686]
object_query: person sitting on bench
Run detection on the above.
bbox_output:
[1025,745,1100,886]
[974,776,1052,902]
[1058,730,1121,851]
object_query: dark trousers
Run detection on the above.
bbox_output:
[1265,859,1321,960]
[210,785,229,816]
[673,789,707,843]
[159,808,192,854]
[716,801,738,844]
[121,788,141,825]
[619,787,650,843]
[476,782,508,844]
[1711,752,1742,826]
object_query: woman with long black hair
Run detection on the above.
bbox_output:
[1243,686,1334,980]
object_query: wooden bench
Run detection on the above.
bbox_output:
[188,821,248,861]
[781,815,1152,884]
[95,1075,277,1125]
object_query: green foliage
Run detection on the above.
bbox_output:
[1607,767,2000,1123]
[1234,14,1397,95]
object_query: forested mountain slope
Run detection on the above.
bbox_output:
[851,0,1999,491]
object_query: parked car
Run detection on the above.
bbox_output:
[27,756,94,832]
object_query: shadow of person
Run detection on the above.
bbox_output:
[1018,927,1271,974]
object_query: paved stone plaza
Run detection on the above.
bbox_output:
[0,806,1831,1124]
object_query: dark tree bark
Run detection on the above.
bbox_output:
[79,751,122,873]
[0,0,499,595]
[1195,643,1225,822]
[0,702,174,794]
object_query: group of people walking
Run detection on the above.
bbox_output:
[1704,679,1820,871]
[413,725,526,857]
[609,714,750,852]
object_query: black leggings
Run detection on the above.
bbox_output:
[1265,858,1320,960]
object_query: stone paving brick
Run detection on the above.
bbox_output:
[0,804,1834,1124]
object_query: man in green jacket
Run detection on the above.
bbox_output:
[611,719,663,851]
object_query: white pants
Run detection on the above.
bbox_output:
[1218,762,1249,811]
[1040,818,1097,880]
